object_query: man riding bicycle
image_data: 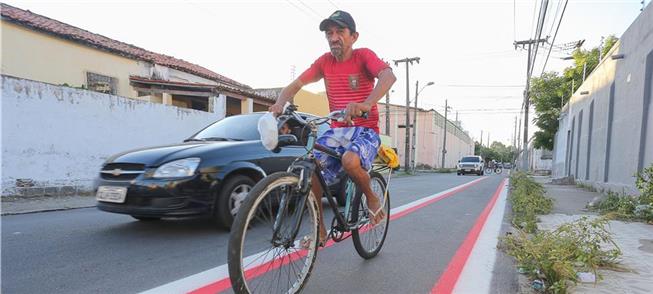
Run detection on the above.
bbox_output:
[269,10,396,246]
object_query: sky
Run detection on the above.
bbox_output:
[3,0,647,146]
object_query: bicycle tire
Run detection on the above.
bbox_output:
[351,171,390,259]
[228,172,320,294]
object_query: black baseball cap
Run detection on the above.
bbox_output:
[319,10,356,33]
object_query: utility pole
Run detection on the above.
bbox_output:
[517,117,522,168]
[411,81,434,172]
[385,91,390,136]
[441,99,449,169]
[515,37,547,171]
[480,130,483,147]
[599,36,604,61]
[394,57,420,173]
[488,132,490,147]
[513,116,518,148]
[411,81,419,172]
[383,61,391,137]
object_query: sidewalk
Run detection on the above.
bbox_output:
[1,194,96,215]
[533,176,653,294]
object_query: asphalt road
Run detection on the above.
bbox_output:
[1,173,512,294]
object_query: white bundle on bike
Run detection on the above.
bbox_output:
[258,112,278,151]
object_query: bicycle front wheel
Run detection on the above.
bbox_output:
[351,171,390,259]
[228,172,320,294]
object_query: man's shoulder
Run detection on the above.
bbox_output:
[353,48,377,56]
[316,52,334,62]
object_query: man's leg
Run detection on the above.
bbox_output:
[341,151,386,224]
[310,173,328,244]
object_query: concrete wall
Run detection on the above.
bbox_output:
[1,75,226,197]
[551,5,653,194]
[378,103,474,169]
[294,89,329,116]
[528,144,553,175]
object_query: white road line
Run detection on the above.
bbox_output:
[452,179,509,294]
[140,176,487,294]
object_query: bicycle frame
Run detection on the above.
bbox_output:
[270,108,357,244]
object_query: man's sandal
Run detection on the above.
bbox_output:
[299,235,326,250]
[367,208,386,226]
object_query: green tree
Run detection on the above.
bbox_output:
[475,141,516,163]
[529,35,618,150]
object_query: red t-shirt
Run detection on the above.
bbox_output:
[298,48,389,133]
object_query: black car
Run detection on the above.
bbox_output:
[95,112,338,229]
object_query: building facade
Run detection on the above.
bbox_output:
[1,3,273,117]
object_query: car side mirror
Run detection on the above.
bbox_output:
[273,135,299,153]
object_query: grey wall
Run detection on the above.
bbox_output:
[1,75,226,196]
[552,5,653,195]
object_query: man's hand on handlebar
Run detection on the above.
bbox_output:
[268,103,285,116]
[344,102,371,126]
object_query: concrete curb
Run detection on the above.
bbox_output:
[1,195,96,215]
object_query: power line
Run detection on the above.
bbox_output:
[513,0,517,41]
[529,0,550,78]
[296,0,324,19]
[529,0,540,40]
[439,84,525,88]
[546,0,564,38]
[327,0,340,10]
[285,0,320,21]
[540,0,569,77]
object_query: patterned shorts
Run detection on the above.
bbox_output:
[313,127,381,185]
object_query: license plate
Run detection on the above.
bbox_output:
[96,186,127,203]
[464,169,471,172]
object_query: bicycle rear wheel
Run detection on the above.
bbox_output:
[228,172,320,294]
[351,171,390,259]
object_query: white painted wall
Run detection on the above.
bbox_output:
[1,75,226,196]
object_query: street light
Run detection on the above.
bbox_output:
[411,81,435,172]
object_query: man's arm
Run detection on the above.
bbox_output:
[269,78,306,115]
[344,68,397,124]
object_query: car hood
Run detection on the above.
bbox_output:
[105,141,257,167]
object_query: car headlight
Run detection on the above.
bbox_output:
[153,158,201,178]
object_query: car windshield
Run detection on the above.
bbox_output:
[191,114,262,141]
[460,157,480,163]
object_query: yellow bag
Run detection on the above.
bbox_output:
[377,144,399,168]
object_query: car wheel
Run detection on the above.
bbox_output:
[131,215,161,221]
[214,175,255,229]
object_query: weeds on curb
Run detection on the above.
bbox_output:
[502,217,622,293]
[509,172,553,233]
[589,164,653,224]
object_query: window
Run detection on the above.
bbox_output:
[86,72,117,95]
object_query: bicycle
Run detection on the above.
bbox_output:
[484,166,494,175]
[228,105,392,294]
[494,166,503,174]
